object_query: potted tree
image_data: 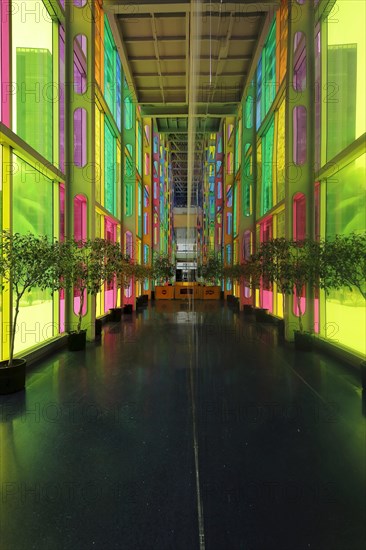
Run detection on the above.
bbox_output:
[201,253,223,299]
[106,245,132,322]
[133,263,152,309]
[0,231,61,393]
[284,239,322,351]
[152,254,175,299]
[59,238,117,350]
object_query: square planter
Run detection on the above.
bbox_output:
[0,359,26,394]
[109,308,122,322]
[254,308,269,323]
[294,331,314,352]
[68,330,87,351]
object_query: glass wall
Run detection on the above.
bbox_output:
[12,155,54,353]
[12,0,53,161]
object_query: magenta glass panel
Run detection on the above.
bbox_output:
[293,106,307,165]
[314,296,319,334]
[314,182,320,240]
[74,108,87,167]
[59,26,65,172]
[74,0,87,6]
[294,32,306,92]
[125,231,133,258]
[73,195,87,316]
[59,0,65,8]
[74,35,87,94]
[293,193,306,240]
[104,218,117,313]
[262,290,273,312]
[74,194,87,240]
[0,0,10,126]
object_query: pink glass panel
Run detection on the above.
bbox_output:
[59,26,65,172]
[262,290,273,312]
[0,0,10,126]
[293,106,307,165]
[74,108,87,167]
[73,195,87,316]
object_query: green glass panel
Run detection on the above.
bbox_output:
[12,155,54,353]
[16,48,52,161]
[261,119,274,215]
[104,17,116,119]
[104,121,116,215]
[264,21,276,115]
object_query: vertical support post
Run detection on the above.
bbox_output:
[285,0,315,338]
[65,1,96,339]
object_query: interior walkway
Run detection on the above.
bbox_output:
[0,302,365,550]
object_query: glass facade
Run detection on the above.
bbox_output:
[0,0,364,360]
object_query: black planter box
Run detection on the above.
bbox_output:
[294,331,314,352]
[123,304,133,314]
[68,330,87,351]
[0,359,26,394]
[254,308,269,323]
[136,296,144,310]
[361,361,366,391]
[109,308,122,322]
[243,305,254,315]
[95,318,102,336]
[142,294,149,304]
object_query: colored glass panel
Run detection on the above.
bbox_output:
[124,97,133,130]
[326,0,365,161]
[74,34,87,94]
[261,118,274,215]
[116,55,122,130]
[325,153,366,354]
[95,0,103,89]
[59,26,65,173]
[245,96,253,129]
[95,104,102,203]
[276,100,285,202]
[0,0,10,125]
[74,108,87,167]
[12,155,54,353]
[293,32,306,92]
[293,193,306,240]
[104,121,116,215]
[293,106,307,165]
[12,0,53,161]
[104,17,116,120]
[264,22,276,115]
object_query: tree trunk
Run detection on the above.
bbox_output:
[9,295,21,367]
[296,293,303,333]
[77,289,85,333]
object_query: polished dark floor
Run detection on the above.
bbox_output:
[0,301,365,550]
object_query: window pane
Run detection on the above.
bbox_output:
[104,121,116,215]
[326,0,365,161]
[12,0,53,161]
[293,106,307,165]
[74,34,87,94]
[12,155,54,353]
[74,108,87,167]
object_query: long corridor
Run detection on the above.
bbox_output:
[1,302,365,550]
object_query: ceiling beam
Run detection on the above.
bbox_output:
[150,13,165,103]
[104,1,279,16]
